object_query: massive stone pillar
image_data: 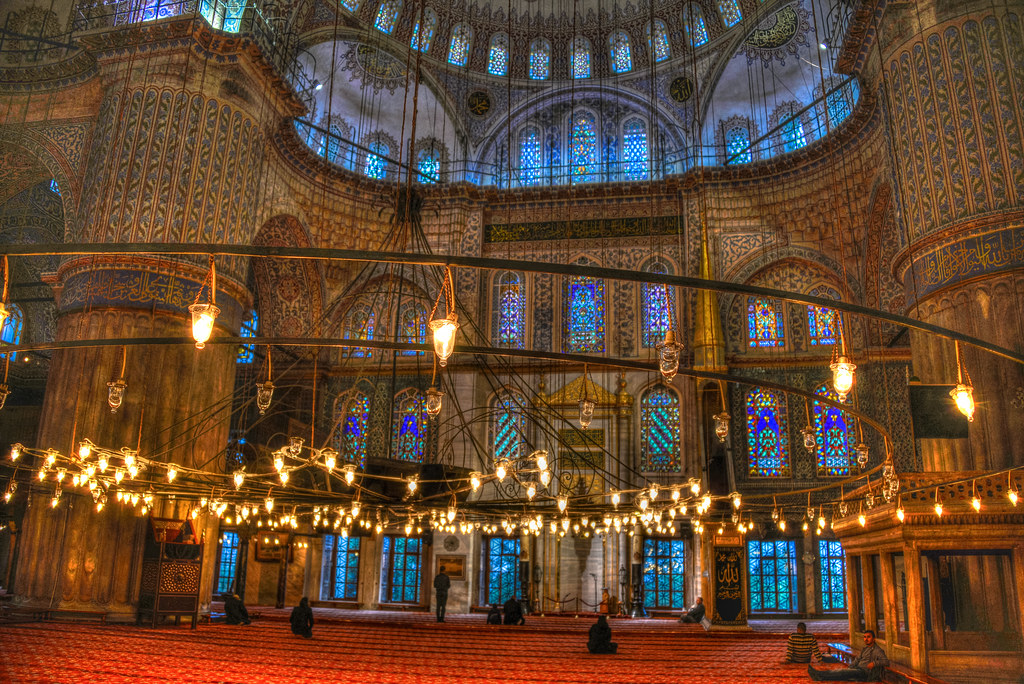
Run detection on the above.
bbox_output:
[882,1,1024,469]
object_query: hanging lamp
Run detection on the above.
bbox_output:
[428,266,459,366]
[188,256,220,350]
[949,340,975,421]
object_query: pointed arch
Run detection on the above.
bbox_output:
[640,384,681,472]
[814,384,855,476]
[609,31,633,73]
[571,37,592,79]
[492,270,526,348]
[487,33,510,76]
[448,23,473,66]
[682,4,710,47]
[335,384,374,467]
[489,388,528,462]
[568,110,598,184]
[563,256,605,353]
[410,7,437,52]
[392,388,427,462]
[641,258,674,348]
[747,297,784,347]
[529,38,551,80]
[648,20,671,62]
[746,388,789,477]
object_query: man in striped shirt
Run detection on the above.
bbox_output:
[784,622,823,663]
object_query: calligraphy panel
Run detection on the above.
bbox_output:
[713,546,746,625]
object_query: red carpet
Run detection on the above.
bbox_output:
[0,613,845,683]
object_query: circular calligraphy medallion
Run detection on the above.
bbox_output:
[444,535,460,551]
[669,76,694,103]
[468,91,491,117]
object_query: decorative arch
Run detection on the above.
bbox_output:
[768,100,812,154]
[609,31,633,74]
[392,387,427,462]
[746,388,789,477]
[487,32,510,76]
[447,23,473,66]
[488,387,528,462]
[639,383,681,472]
[640,258,675,348]
[571,36,592,79]
[715,114,757,165]
[413,136,449,183]
[358,131,399,180]
[562,255,605,353]
[814,383,855,477]
[410,7,437,52]
[492,270,527,348]
[334,382,375,467]
[529,38,551,80]
[251,215,325,342]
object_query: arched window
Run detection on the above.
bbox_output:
[563,258,605,353]
[640,385,681,472]
[364,140,389,179]
[237,309,258,363]
[819,540,847,611]
[519,126,542,187]
[343,302,376,357]
[398,302,427,355]
[807,287,841,346]
[529,38,550,80]
[648,21,670,62]
[374,0,402,34]
[335,390,371,467]
[493,271,526,348]
[747,297,784,348]
[569,111,598,184]
[417,147,441,183]
[725,126,751,164]
[717,0,743,27]
[622,117,649,181]
[609,31,633,73]
[340,0,360,11]
[0,304,23,362]
[781,114,807,152]
[139,0,183,22]
[325,124,349,166]
[683,4,709,47]
[489,389,527,462]
[487,33,509,76]
[200,0,245,32]
[814,383,854,476]
[410,8,437,52]
[641,260,674,347]
[448,24,473,66]
[571,37,591,79]
[392,388,427,462]
[746,388,789,477]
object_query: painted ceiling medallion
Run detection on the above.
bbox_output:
[669,76,694,103]
[468,91,491,117]
[742,3,811,66]
[343,42,408,94]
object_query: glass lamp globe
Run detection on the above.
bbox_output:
[801,426,816,451]
[255,380,275,415]
[425,387,444,416]
[854,442,870,469]
[321,448,338,472]
[428,313,459,366]
[578,397,596,429]
[949,383,975,421]
[188,303,220,350]
[830,356,856,401]
[532,449,549,472]
[714,413,730,443]
[655,331,681,382]
[107,378,127,413]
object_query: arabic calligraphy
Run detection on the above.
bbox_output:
[906,225,1024,300]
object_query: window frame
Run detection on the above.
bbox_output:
[481,535,521,606]
[380,534,423,604]
[748,539,799,613]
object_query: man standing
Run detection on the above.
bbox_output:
[678,596,705,623]
[808,630,889,681]
[784,622,823,663]
[433,566,451,623]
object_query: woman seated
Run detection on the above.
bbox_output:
[587,615,618,654]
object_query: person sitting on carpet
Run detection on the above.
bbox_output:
[502,597,525,625]
[486,604,502,625]
[783,622,823,663]
[223,593,251,625]
[808,630,889,681]
[678,596,705,624]
[290,597,314,639]
[587,615,618,654]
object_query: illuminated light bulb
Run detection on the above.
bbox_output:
[714,413,730,443]
[611,491,620,507]
[495,461,508,482]
[51,492,61,508]
[534,450,549,472]
[273,454,285,473]
[429,314,459,366]
[655,330,681,381]
[55,467,66,483]
[343,464,356,486]
[96,501,105,512]
[557,495,568,513]
[107,378,127,413]
[233,469,245,489]
[374,523,383,534]
[949,383,975,422]
[649,484,659,501]
[717,525,724,535]
[469,471,481,492]
[404,524,412,536]
[425,387,444,417]
[561,517,570,532]
[971,496,981,512]
[638,496,650,512]
[351,502,360,518]
[97,455,108,473]
[578,397,596,429]
[166,465,177,482]
[896,506,905,522]
[279,470,289,485]
[321,448,338,472]
[130,493,140,506]
[934,502,943,516]
[37,468,46,481]
[830,356,856,401]
[447,506,456,523]
[188,302,220,349]
[121,449,136,468]
[778,519,787,531]
[127,464,138,479]
[10,443,22,461]
[45,450,58,467]
[72,474,81,487]
[265,497,274,513]
[701,494,711,510]
[540,469,552,486]
[1010,489,1019,507]
[549,521,557,533]
[671,488,681,502]
[690,479,701,496]
[681,504,688,515]
[668,507,676,519]
[526,483,537,500]
[407,477,418,493]
[802,521,809,531]
[139,505,148,515]
[255,380,275,415]
[84,464,95,479]
[857,514,866,527]
[731,491,742,509]
[818,516,826,529]
[78,440,94,460]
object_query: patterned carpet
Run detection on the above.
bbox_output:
[0,612,848,683]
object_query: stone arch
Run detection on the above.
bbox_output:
[251,215,325,341]
[0,133,78,239]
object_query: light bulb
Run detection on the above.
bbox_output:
[256,380,275,415]
[78,440,94,460]
[671,488,680,501]
[934,502,943,516]
[279,471,289,485]
[127,464,138,479]
[830,356,856,401]
[649,484,659,500]
[561,517,570,532]
[408,477,418,493]
[730,491,742,509]
[273,454,284,472]
[896,506,905,522]
[495,461,508,482]
[10,443,22,461]
[1010,489,1019,506]
[689,478,701,496]
[429,314,459,366]
[971,496,981,512]
[578,397,595,429]
[343,464,356,485]
[166,465,177,482]
[265,497,274,513]
[779,519,787,531]
[540,469,552,486]
[557,495,568,512]
[638,496,649,511]
[425,387,444,416]
[802,521,809,531]
[526,483,537,500]
[37,468,46,481]
[46,450,57,467]
[351,502,361,518]
[469,471,481,492]
[857,514,866,527]
[950,384,975,421]
[233,469,245,489]
[121,448,136,468]
[188,303,219,349]
[97,455,108,473]
[611,491,620,507]
[322,448,338,472]
[85,464,95,479]
[447,506,456,523]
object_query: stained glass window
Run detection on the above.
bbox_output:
[215,531,240,594]
[529,39,550,80]
[341,0,360,11]
[398,302,427,355]
[483,536,521,605]
[392,388,427,462]
[747,297,784,347]
[825,88,852,128]
[648,21,670,62]
[643,539,686,609]
[448,24,473,66]
[622,117,649,182]
[490,389,527,463]
[0,303,23,362]
[819,540,847,611]
[563,262,605,353]
[238,309,257,363]
[814,384,854,477]
[748,540,798,612]
[322,534,361,600]
[200,0,245,32]
[381,535,421,603]
[640,386,681,472]
[410,8,437,52]
[571,38,591,79]
[641,260,673,347]
[488,33,509,76]
[725,126,751,164]
[746,388,789,477]
[343,302,375,357]
[683,4,709,47]
[609,31,633,74]
[569,111,598,184]
[364,140,388,179]
[519,127,542,186]
[808,306,839,346]
[493,271,526,348]
[140,0,182,22]
[781,114,807,152]
[336,390,371,467]
[717,0,743,27]
[49,179,60,195]
[417,148,440,183]
[325,124,348,166]
[374,0,402,34]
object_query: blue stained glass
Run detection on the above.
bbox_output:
[392,389,427,462]
[491,389,526,462]
[325,125,347,166]
[529,39,550,80]
[781,115,807,152]
[726,126,751,164]
[215,531,240,594]
[199,0,245,32]
[237,309,258,363]
[826,89,852,128]
[494,271,526,348]
[748,540,798,612]
[519,127,542,187]
[331,535,361,600]
[343,303,375,357]
[684,5,709,46]
[746,389,789,477]
[640,386,680,472]
[398,303,427,355]
[649,21,670,62]
[364,141,388,179]
[622,118,649,181]
[819,540,847,611]
[814,384,854,477]
[341,0,360,10]
[808,306,838,346]
[569,112,598,184]
[610,32,633,74]
[448,24,472,66]
[417,150,440,183]
[337,392,371,467]
[641,261,673,347]
[488,34,509,76]
[383,535,421,603]
[374,0,402,34]
[747,297,784,347]
[485,536,521,605]
[49,179,60,195]
[572,39,591,79]
[643,539,686,609]
[140,0,182,22]
[410,9,437,52]
[564,268,605,352]
[718,0,743,27]
[0,303,23,362]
